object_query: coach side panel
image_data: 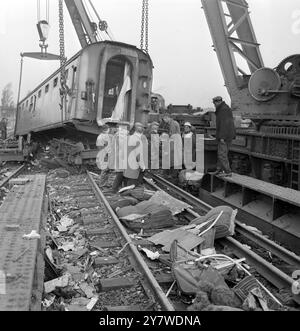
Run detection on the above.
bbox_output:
[16,58,81,136]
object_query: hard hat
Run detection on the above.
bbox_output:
[213,96,223,103]
[135,122,144,128]
[184,122,192,127]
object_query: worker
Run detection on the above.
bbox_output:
[182,122,194,139]
[124,122,147,186]
[161,110,181,175]
[182,122,196,169]
[96,125,112,187]
[161,111,181,136]
[212,96,236,177]
[111,125,129,193]
[0,118,7,140]
[146,122,160,170]
[145,121,159,139]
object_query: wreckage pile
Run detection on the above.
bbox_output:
[100,181,285,311]
[40,166,290,311]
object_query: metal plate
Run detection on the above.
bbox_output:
[0,175,46,311]
[221,173,300,207]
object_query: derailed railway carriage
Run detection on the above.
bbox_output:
[15,41,153,139]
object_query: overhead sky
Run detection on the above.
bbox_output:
[0,0,299,108]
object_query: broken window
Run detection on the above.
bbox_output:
[102,56,132,122]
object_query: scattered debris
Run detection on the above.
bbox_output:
[42,294,56,308]
[87,296,99,311]
[148,227,205,252]
[141,248,160,261]
[44,273,71,294]
[117,201,174,231]
[9,177,31,188]
[190,206,237,239]
[79,282,95,299]
[149,190,192,215]
[22,230,41,240]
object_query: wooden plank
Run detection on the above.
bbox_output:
[94,257,119,266]
[71,191,94,198]
[98,277,137,291]
[86,227,114,236]
[78,202,99,209]
[155,273,174,285]
[82,216,101,225]
[104,306,142,311]
[90,240,120,249]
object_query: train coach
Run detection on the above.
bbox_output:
[15,41,153,139]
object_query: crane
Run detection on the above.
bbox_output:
[201,0,264,114]
[201,0,300,190]
[202,0,263,92]
[64,0,114,48]
[201,0,300,120]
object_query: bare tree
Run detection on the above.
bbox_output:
[1,83,14,108]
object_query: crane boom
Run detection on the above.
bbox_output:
[202,0,264,97]
[64,0,100,48]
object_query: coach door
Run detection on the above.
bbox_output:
[97,49,138,127]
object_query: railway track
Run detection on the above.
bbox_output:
[43,169,175,311]
[0,164,26,206]
[146,173,300,306]
[1,165,299,311]
[86,172,174,311]
[0,165,26,189]
[0,168,175,311]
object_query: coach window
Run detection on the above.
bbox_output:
[53,77,58,88]
[26,100,28,108]
[33,95,37,113]
[45,84,49,93]
[103,56,132,121]
[38,90,42,98]
[29,96,33,112]
[71,67,77,91]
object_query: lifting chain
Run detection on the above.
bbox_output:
[140,0,149,53]
[59,0,67,115]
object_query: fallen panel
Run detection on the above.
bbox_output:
[149,190,192,215]
[0,175,46,311]
[148,228,204,252]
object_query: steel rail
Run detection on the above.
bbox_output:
[146,173,300,304]
[148,173,300,268]
[86,172,175,311]
[219,237,300,305]
[0,165,26,188]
